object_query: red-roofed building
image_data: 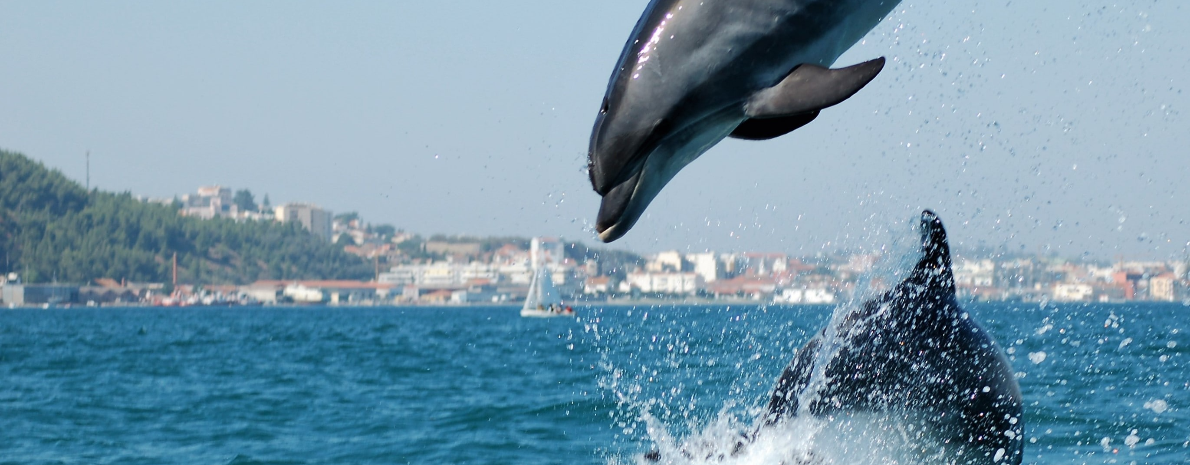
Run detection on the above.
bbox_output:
[584,276,612,296]
[706,276,777,300]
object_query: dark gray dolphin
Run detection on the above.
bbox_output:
[589,0,901,242]
[762,211,1024,464]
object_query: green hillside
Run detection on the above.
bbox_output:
[0,149,371,285]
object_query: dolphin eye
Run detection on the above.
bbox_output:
[600,97,609,114]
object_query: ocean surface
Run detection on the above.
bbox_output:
[1,302,1187,464]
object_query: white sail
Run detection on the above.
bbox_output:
[521,266,571,317]
[536,268,560,306]
[523,268,543,310]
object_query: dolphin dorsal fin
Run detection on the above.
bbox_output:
[743,58,886,120]
[911,210,956,294]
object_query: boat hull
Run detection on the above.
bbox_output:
[519,308,575,318]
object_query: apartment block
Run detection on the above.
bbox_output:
[275,203,333,241]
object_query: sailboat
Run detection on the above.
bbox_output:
[520,266,574,318]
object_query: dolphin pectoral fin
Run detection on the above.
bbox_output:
[745,57,886,119]
[729,111,819,140]
[765,338,822,425]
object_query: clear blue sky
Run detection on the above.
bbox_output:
[2,1,1187,260]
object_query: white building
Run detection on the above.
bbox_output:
[583,276,612,295]
[275,203,333,241]
[774,288,836,304]
[647,251,685,272]
[378,261,566,289]
[774,288,804,304]
[379,262,502,288]
[498,263,535,286]
[742,253,788,276]
[804,288,836,304]
[1150,273,1177,301]
[1085,265,1117,283]
[623,271,701,295]
[179,185,234,219]
[954,258,995,287]
[1052,283,1094,302]
[686,252,719,283]
[284,284,327,303]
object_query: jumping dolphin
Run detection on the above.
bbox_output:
[759,210,1024,464]
[588,0,901,242]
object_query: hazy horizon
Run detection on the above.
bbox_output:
[3,1,1187,261]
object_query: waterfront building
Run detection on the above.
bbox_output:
[623,271,701,296]
[742,252,789,277]
[1150,273,1178,301]
[647,251,685,273]
[705,276,777,300]
[994,258,1038,293]
[2,283,79,306]
[378,260,560,289]
[583,276,612,296]
[954,258,995,287]
[247,280,399,304]
[773,287,836,304]
[686,252,719,283]
[803,288,836,304]
[1052,283,1095,302]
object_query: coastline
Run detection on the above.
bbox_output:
[5,299,1184,310]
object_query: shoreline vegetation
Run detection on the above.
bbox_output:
[0,149,372,286]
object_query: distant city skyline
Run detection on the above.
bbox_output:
[2,2,1187,260]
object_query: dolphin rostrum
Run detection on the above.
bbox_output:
[760,210,1024,464]
[588,0,901,242]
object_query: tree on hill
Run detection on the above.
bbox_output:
[0,149,371,285]
[395,235,430,259]
[372,224,396,240]
[232,189,257,212]
[334,212,359,224]
[335,233,356,246]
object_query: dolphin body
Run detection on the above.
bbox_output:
[644,212,1023,463]
[589,0,901,242]
[758,211,1024,464]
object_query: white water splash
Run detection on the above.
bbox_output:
[606,218,1014,465]
[631,410,992,465]
[1143,399,1169,414]
[1124,430,1140,448]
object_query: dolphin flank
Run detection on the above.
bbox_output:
[588,0,901,242]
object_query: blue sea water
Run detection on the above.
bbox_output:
[1,303,1187,464]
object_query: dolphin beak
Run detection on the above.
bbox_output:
[595,170,643,242]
